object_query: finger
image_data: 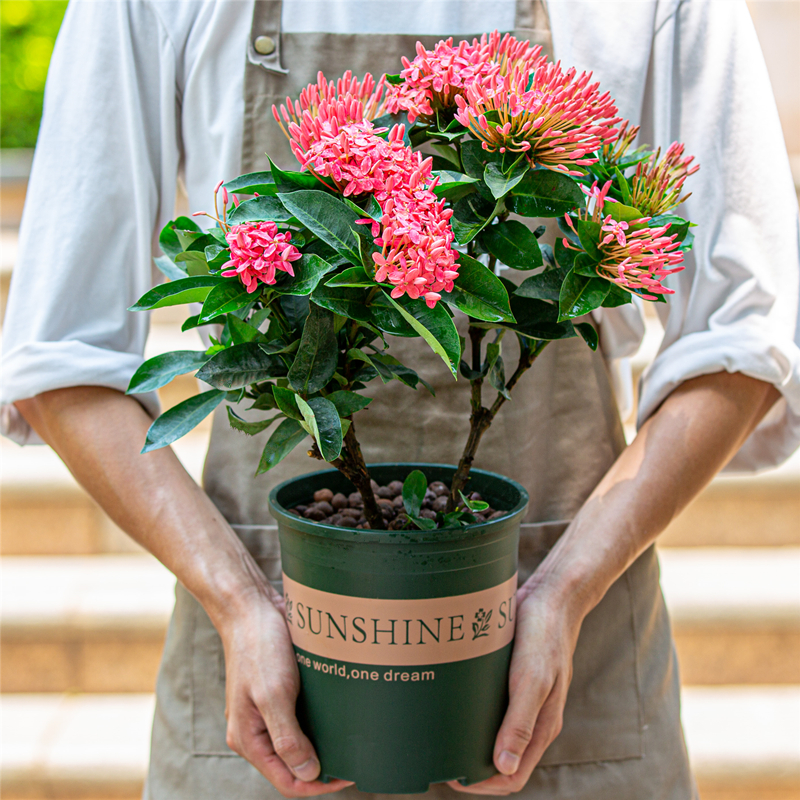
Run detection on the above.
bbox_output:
[255,686,323,782]
[520,685,565,768]
[492,671,551,776]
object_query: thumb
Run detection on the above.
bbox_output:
[258,692,321,781]
[493,675,550,776]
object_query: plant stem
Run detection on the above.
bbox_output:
[447,337,549,510]
[308,417,385,529]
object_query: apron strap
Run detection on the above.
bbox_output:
[248,0,289,75]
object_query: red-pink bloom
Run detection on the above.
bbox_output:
[629,141,699,216]
[581,180,616,214]
[273,71,388,163]
[455,59,620,175]
[222,221,301,293]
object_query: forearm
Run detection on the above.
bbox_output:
[522,371,781,622]
[15,386,272,629]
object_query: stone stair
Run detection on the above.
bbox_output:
[3,213,800,800]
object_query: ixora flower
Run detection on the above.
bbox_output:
[273,70,388,164]
[385,32,542,122]
[221,221,301,293]
[629,141,699,217]
[455,59,620,175]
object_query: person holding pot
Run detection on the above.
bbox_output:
[3,1,799,798]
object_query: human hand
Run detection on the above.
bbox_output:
[447,583,581,795]
[220,587,353,796]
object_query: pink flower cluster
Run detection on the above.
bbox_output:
[222,221,301,293]
[565,180,684,299]
[274,80,459,308]
[629,141,699,216]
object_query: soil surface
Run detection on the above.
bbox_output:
[287,480,507,529]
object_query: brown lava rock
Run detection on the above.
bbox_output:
[331,492,349,510]
[313,488,334,503]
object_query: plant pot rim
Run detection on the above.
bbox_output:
[268,462,529,545]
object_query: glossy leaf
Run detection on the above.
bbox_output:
[450,194,499,244]
[296,396,343,461]
[196,343,287,389]
[224,171,278,195]
[486,349,510,400]
[554,237,577,271]
[311,284,372,322]
[368,293,416,337]
[277,191,361,264]
[226,406,280,435]
[271,254,337,296]
[386,293,460,377]
[270,160,322,192]
[507,291,577,341]
[227,315,267,345]
[402,469,427,518]
[481,220,543,270]
[440,253,515,323]
[324,266,374,288]
[127,350,208,395]
[199,280,252,322]
[256,418,308,474]
[460,139,501,179]
[175,250,209,276]
[228,195,294,224]
[129,276,221,311]
[602,283,633,308]
[287,302,338,394]
[515,265,569,302]
[154,255,186,281]
[483,159,529,199]
[459,490,489,512]
[558,269,611,321]
[575,321,599,351]
[604,202,644,223]
[575,220,602,260]
[507,170,584,217]
[158,217,202,260]
[326,390,373,417]
[650,214,691,243]
[142,390,225,452]
[272,385,303,420]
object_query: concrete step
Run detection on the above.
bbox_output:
[2,549,799,694]
[2,687,798,799]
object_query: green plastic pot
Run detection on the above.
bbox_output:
[269,463,528,793]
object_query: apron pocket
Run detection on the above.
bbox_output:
[520,524,644,766]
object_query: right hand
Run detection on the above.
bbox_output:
[220,587,353,797]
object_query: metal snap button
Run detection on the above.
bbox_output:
[254,35,276,56]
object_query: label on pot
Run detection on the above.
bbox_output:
[282,573,517,667]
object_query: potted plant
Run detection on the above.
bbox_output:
[128,32,696,792]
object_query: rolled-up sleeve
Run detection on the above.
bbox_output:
[636,0,800,472]
[1,0,180,444]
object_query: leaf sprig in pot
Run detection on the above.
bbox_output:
[128,34,697,532]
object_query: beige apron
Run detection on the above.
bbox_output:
[145,3,697,797]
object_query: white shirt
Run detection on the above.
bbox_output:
[2,0,799,473]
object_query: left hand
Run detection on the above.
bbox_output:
[447,581,582,795]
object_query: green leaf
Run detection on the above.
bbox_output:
[224,171,278,196]
[507,170,585,217]
[602,283,633,308]
[227,315,267,345]
[287,302,338,394]
[271,254,337,296]
[368,294,416,337]
[142,390,225,452]
[558,269,611,322]
[515,265,569,302]
[483,159,529,199]
[174,250,210,276]
[604,202,645,223]
[650,214,691,243]
[324,266,374,288]
[154,255,186,281]
[440,253,515,323]
[226,406,280,435]
[507,291,577,341]
[158,217,202,260]
[402,469,428,518]
[199,280,252,322]
[459,490,490,512]
[572,252,601,278]
[272,385,303,420]
[196,343,287,389]
[311,284,372,322]
[256,418,308,474]
[451,194,500,244]
[326,390,372,417]
[228,195,294,224]
[486,350,510,400]
[431,170,479,201]
[295,396,343,461]
[576,220,602,260]
[270,159,322,192]
[575,321,599,351]
[409,515,437,531]
[431,144,462,169]
[480,220,543,270]
[554,237,577,271]
[385,293,460,377]
[277,191,362,264]
[129,276,221,311]
[614,167,632,205]
[127,351,208,394]
[460,139,501,180]
[347,349,433,393]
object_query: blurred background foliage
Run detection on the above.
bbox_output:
[1,0,69,148]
